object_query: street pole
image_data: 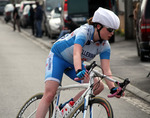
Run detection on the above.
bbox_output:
[125,0,134,40]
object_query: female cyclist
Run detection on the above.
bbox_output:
[36,7,122,118]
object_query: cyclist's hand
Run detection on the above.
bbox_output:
[75,69,88,80]
[110,87,125,98]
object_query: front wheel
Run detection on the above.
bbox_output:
[16,93,53,118]
[70,97,113,118]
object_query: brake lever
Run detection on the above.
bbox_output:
[120,78,130,95]
[107,78,130,98]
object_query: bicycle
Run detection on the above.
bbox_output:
[16,61,130,118]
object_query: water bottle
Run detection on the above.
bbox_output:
[61,101,75,116]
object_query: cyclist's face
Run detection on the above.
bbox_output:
[94,25,114,41]
[101,27,114,40]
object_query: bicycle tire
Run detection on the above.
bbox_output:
[70,96,113,118]
[16,93,53,118]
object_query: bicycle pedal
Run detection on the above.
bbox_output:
[59,103,63,110]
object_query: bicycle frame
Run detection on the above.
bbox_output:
[52,71,96,118]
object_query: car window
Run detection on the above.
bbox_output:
[19,1,35,13]
[145,0,150,19]
[46,0,62,11]
[68,0,88,14]
[51,9,60,18]
[53,13,60,18]
[0,1,9,6]
[46,0,52,11]
[23,5,30,15]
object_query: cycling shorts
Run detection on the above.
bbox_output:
[45,51,86,83]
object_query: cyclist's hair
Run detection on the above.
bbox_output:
[87,17,93,25]
[87,17,101,28]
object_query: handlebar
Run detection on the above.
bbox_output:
[85,61,130,98]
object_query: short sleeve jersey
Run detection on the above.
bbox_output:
[51,24,111,64]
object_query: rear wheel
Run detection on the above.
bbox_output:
[16,93,53,118]
[49,29,54,39]
[70,97,113,118]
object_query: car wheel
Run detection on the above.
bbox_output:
[49,30,54,39]
[136,41,140,56]
[5,18,9,23]
[45,28,48,36]
[6,20,9,23]
[48,33,50,38]
[140,51,147,62]
[20,21,23,27]
[50,33,54,39]
[20,21,25,28]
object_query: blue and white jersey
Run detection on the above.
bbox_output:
[51,24,111,64]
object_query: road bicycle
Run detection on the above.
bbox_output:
[16,61,130,118]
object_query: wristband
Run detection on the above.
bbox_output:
[110,87,122,96]
[76,69,82,74]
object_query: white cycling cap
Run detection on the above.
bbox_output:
[92,7,120,29]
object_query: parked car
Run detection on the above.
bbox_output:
[20,4,36,28]
[4,3,20,23]
[4,3,13,22]
[18,1,35,28]
[42,0,53,36]
[42,0,62,37]
[136,0,150,61]
[19,1,35,18]
[46,7,61,38]
[0,0,10,15]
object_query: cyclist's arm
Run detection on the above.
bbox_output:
[101,59,124,98]
[100,59,115,89]
[73,44,88,79]
[73,30,87,72]
[73,44,82,72]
